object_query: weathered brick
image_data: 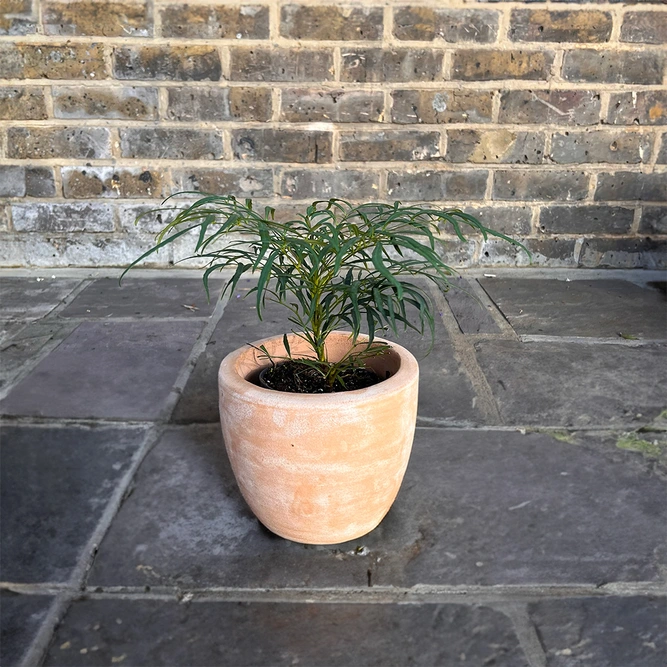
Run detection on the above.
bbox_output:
[174,168,273,197]
[579,238,666,269]
[550,131,652,164]
[7,127,111,159]
[509,10,612,43]
[53,86,158,120]
[562,50,665,85]
[0,2,36,35]
[460,206,533,237]
[393,7,498,43]
[0,16,36,36]
[452,49,553,81]
[0,166,26,196]
[498,90,600,126]
[161,4,269,39]
[494,170,589,201]
[232,129,332,163]
[113,46,221,81]
[339,130,440,161]
[230,47,333,82]
[639,207,667,235]
[446,130,545,164]
[392,89,493,124]
[0,43,107,79]
[0,234,163,269]
[437,238,476,268]
[657,134,667,164]
[11,203,114,232]
[167,87,271,122]
[341,48,443,83]
[0,166,54,197]
[118,205,171,234]
[62,167,169,199]
[43,1,150,37]
[607,92,667,126]
[280,169,380,200]
[539,205,634,234]
[25,166,56,197]
[119,129,223,160]
[386,170,488,201]
[0,205,9,232]
[0,87,46,120]
[595,172,667,202]
[280,89,383,123]
[480,238,577,268]
[621,12,667,45]
[280,5,382,41]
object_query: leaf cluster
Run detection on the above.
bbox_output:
[123,195,528,387]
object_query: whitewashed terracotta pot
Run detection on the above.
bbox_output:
[218,331,419,545]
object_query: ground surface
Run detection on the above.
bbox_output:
[1,267,665,667]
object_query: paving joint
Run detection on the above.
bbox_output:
[430,283,504,425]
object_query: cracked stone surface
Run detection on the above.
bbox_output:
[0,425,146,583]
[59,277,223,319]
[529,596,666,667]
[43,599,528,667]
[0,320,204,419]
[474,339,667,427]
[0,320,75,391]
[479,278,667,339]
[0,277,81,319]
[443,277,501,334]
[88,426,666,588]
[1,269,665,666]
[0,591,53,667]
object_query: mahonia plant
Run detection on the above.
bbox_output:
[123,196,527,389]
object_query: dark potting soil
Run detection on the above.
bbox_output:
[259,360,383,394]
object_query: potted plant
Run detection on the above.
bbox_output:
[124,196,525,544]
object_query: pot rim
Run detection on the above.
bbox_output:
[218,330,419,406]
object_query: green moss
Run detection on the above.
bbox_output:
[616,434,665,458]
[550,431,576,444]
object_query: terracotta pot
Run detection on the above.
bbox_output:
[218,331,419,545]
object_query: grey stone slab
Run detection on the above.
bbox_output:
[44,598,528,667]
[1,591,53,667]
[0,320,27,345]
[89,426,666,588]
[59,277,223,319]
[0,277,81,319]
[443,277,501,334]
[0,320,74,391]
[479,278,667,339]
[173,279,482,424]
[529,596,666,667]
[0,425,146,583]
[0,320,204,419]
[474,340,667,427]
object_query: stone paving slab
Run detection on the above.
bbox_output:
[0,320,204,420]
[0,277,81,320]
[43,598,528,667]
[59,277,223,319]
[443,278,501,334]
[528,595,666,667]
[479,278,667,339]
[474,340,667,427]
[0,321,75,391]
[173,280,481,424]
[1,591,53,667]
[88,426,666,588]
[0,425,146,583]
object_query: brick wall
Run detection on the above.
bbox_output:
[0,0,665,269]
